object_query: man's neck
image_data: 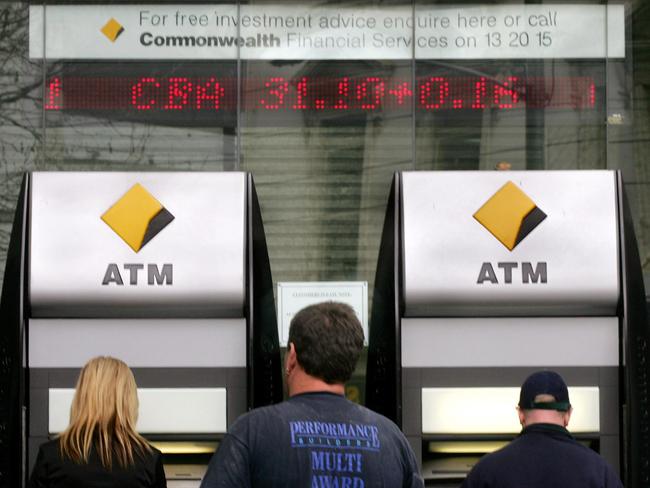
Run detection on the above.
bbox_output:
[522,423,571,436]
[288,370,345,397]
[522,411,567,428]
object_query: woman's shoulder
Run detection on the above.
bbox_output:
[32,438,64,469]
[136,443,164,466]
[37,438,62,456]
[147,444,164,460]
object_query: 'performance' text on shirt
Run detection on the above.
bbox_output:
[290,421,381,451]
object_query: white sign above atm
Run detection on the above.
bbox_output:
[401,171,620,317]
[29,172,247,318]
[29,4,624,60]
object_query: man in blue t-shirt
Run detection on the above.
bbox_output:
[200,302,423,488]
[462,370,623,488]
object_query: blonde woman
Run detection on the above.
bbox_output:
[29,356,166,488]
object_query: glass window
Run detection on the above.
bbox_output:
[41,0,237,173]
[0,2,40,282]
[0,0,648,304]
[239,2,414,299]
[42,60,238,170]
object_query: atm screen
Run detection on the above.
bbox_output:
[43,60,604,126]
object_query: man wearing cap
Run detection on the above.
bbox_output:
[462,370,623,488]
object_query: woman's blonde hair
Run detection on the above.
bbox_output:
[59,356,152,469]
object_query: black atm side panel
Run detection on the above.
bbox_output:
[0,175,28,488]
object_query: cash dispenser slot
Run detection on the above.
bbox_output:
[153,442,217,488]
[421,438,510,486]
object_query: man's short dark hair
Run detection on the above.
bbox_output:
[288,302,365,384]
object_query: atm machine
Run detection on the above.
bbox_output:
[0,172,282,488]
[366,171,649,488]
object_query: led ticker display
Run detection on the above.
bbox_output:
[45,74,596,114]
[42,60,604,127]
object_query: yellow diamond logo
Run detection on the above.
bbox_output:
[101,184,174,252]
[101,18,125,42]
[473,181,546,251]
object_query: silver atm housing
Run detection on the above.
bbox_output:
[366,171,650,488]
[0,172,282,488]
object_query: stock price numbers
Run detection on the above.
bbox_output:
[44,74,596,115]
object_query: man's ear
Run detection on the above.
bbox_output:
[563,407,573,427]
[285,342,297,372]
[517,406,526,427]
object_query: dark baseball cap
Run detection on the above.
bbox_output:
[518,371,571,412]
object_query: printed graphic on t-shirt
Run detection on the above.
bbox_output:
[290,420,380,487]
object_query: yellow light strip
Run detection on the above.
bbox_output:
[428,440,509,454]
[150,441,218,455]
